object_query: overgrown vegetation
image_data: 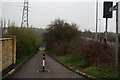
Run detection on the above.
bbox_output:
[50,54,118,78]
[43,19,80,50]
[43,19,118,78]
[4,26,42,63]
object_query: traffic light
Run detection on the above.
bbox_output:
[103,1,113,18]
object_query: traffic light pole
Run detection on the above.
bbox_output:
[105,18,108,42]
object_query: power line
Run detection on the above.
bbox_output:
[21,0,29,28]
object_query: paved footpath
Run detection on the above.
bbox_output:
[10,51,87,79]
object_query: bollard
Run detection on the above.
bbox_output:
[42,53,45,72]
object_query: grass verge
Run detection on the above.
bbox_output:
[49,53,119,78]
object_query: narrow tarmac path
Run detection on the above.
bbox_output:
[10,51,86,79]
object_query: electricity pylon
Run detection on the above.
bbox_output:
[21,0,29,28]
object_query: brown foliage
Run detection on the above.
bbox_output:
[81,41,115,66]
[53,40,69,56]
[52,36,115,66]
[44,19,115,66]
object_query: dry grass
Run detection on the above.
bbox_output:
[52,36,115,66]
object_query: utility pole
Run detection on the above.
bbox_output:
[118,1,120,76]
[115,3,118,74]
[115,2,120,76]
[116,2,120,76]
[109,1,120,77]
[96,0,98,40]
[21,0,29,28]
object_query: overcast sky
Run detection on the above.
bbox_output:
[0,0,120,32]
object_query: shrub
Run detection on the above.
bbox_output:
[4,26,41,63]
[53,40,69,55]
[81,41,115,66]
[43,18,80,51]
[68,36,115,66]
[43,19,115,66]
